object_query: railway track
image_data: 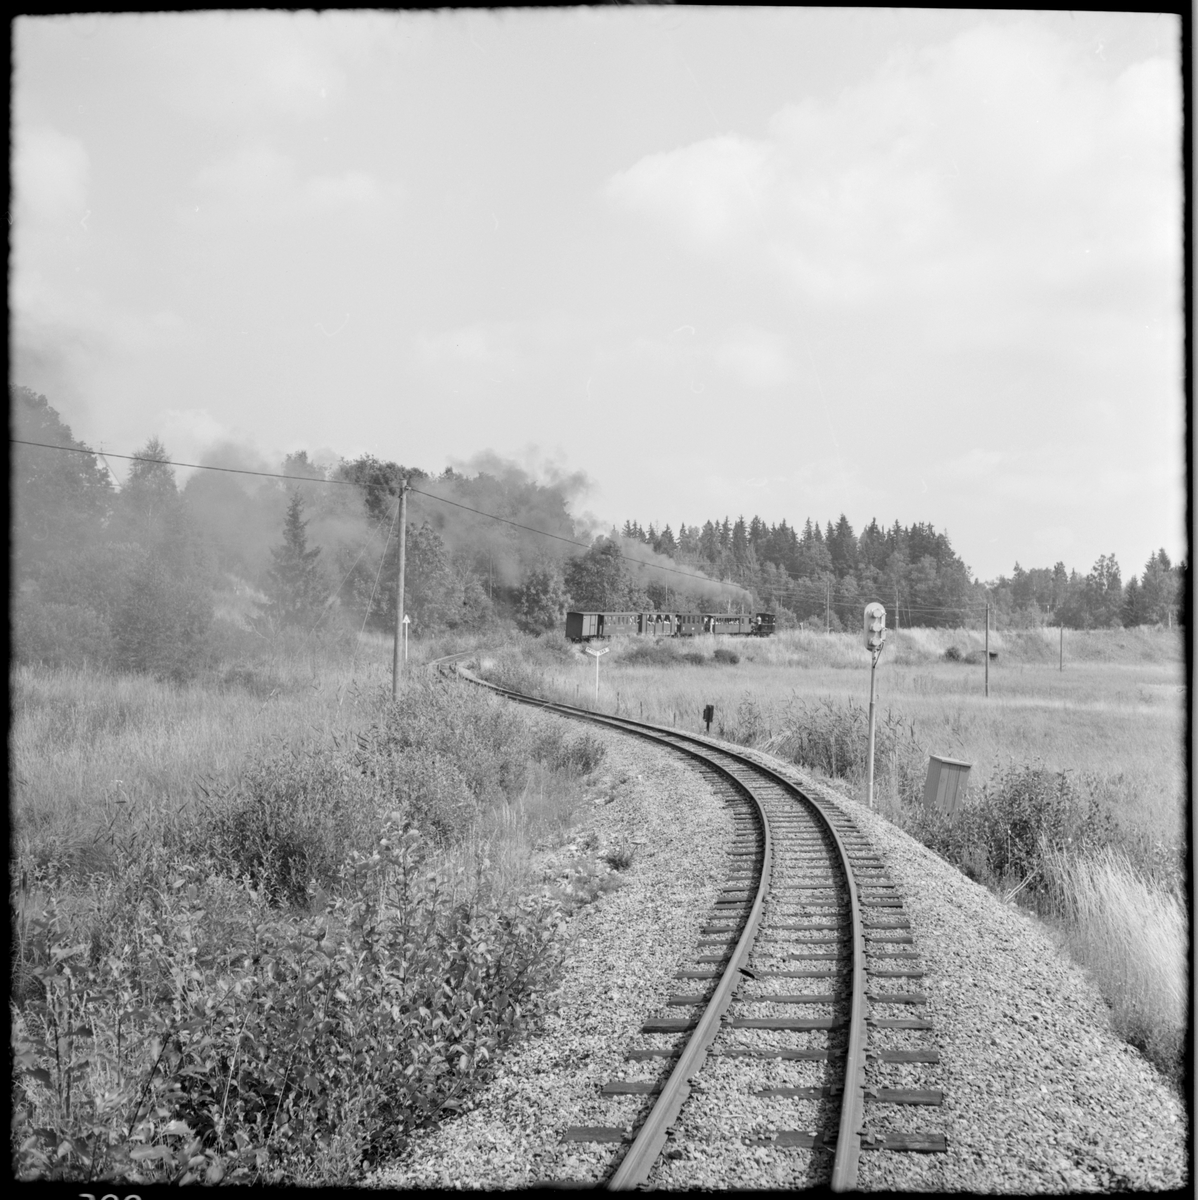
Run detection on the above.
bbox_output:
[431,656,947,1190]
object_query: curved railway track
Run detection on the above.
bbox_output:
[431,655,946,1189]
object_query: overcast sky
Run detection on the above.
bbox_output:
[13,9,1184,583]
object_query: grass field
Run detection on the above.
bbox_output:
[493,626,1186,857]
[10,619,1187,1183]
[10,625,613,1185]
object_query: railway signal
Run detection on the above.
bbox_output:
[862,603,887,808]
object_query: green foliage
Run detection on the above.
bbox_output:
[563,537,629,611]
[260,492,329,629]
[200,743,382,906]
[12,589,116,669]
[110,549,214,683]
[529,725,606,777]
[11,677,607,1185]
[11,385,114,584]
[769,696,921,787]
[12,831,562,1185]
[516,563,569,632]
[622,640,683,667]
[894,764,1119,906]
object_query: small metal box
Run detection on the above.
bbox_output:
[922,755,972,817]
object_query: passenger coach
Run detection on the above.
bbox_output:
[565,610,776,643]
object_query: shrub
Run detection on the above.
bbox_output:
[111,554,214,682]
[602,842,635,871]
[681,651,706,666]
[621,640,680,667]
[531,727,606,777]
[12,591,115,669]
[12,831,564,1185]
[712,647,740,665]
[200,742,381,906]
[943,645,963,662]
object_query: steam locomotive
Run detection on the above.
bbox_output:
[565,610,776,642]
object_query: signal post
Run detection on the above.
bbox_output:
[863,603,887,808]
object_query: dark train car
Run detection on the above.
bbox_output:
[638,612,676,637]
[753,612,777,637]
[675,612,704,637]
[705,613,753,636]
[565,611,600,641]
[605,612,639,637]
[566,611,640,642]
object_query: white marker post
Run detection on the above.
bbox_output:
[585,645,609,706]
[863,603,887,809]
[402,613,410,663]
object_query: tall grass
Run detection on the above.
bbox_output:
[11,639,614,1184]
[1042,846,1187,1085]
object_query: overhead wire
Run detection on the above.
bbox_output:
[13,437,999,620]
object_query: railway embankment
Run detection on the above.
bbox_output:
[372,720,1187,1192]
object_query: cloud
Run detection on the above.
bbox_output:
[159,12,352,123]
[411,316,587,377]
[606,135,772,251]
[604,21,1180,321]
[713,327,795,389]
[192,145,395,224]
[13,126,89,227]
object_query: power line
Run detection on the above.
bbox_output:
[11,437,751,596]
[10,437,1003,614]
[12,438,365,488]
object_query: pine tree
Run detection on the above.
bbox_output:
[264,492,328,627]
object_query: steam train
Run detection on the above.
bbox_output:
[565,610,776,642]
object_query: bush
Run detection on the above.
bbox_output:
[890,762,1119,905]
[530,726,606,777]
[943,645,963,662]
[12,592,115,669]
[621,640,680,667]
[681,651,706,666]
[111,554,213,682]
[12,831,564,1185]
[200,742,381,906]
[712,647,740,665]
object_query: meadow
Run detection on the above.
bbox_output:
[11,627,616,1185]
[10,619,1187,1185]
[480,624,1188,1085]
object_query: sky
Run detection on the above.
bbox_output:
[12,8,1186,584]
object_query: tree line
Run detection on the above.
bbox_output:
[12,383,1184,681]
[618,514,1185,632]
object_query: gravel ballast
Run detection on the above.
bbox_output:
[369,722,735,1189]
[371,721,1188,1192]
[725,742,1188,1193]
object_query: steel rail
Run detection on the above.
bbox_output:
[605,751,771,1190]
[444,662,869,1190]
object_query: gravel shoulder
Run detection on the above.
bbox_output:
[367,721,734,1189]
[723,741,1189,1193]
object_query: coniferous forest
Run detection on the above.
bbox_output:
[12,383,1184,682]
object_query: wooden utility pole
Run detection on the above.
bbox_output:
[1059,624,1063,672]
[984,602,990,698]
[391,484,409,701]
